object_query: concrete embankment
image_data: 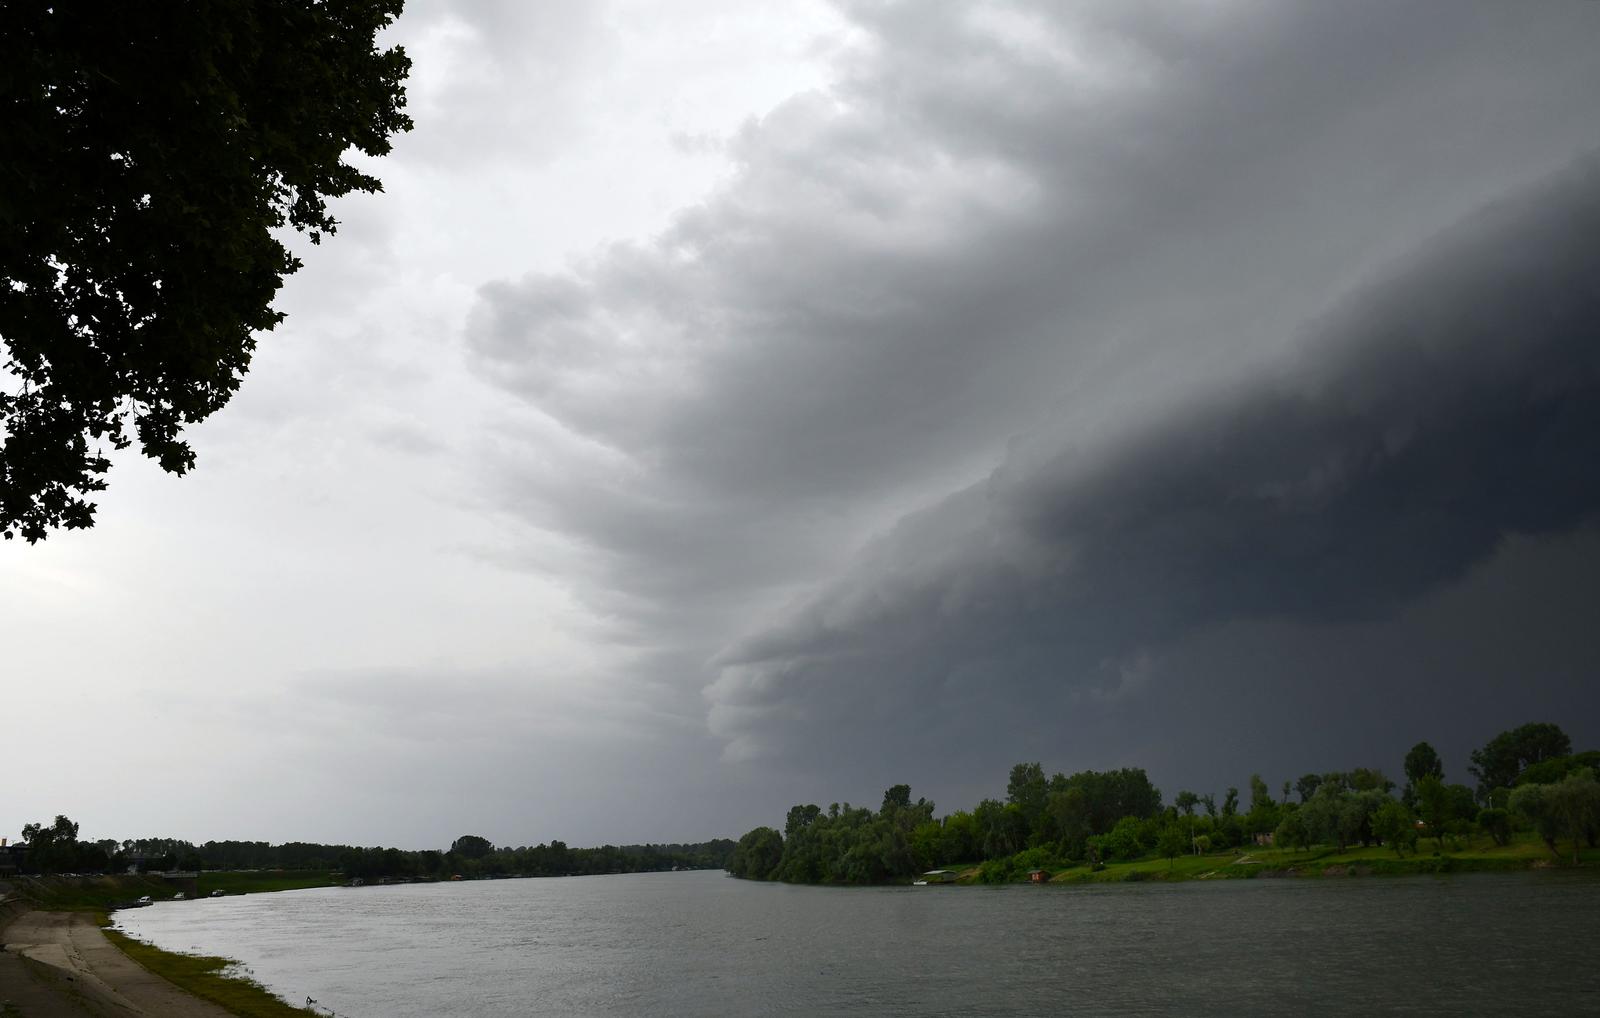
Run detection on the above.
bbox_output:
[1,885,233,1017]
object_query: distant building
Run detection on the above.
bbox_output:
[123,852,169,874]
[1029,868,1048,883]
[0,838,26,875]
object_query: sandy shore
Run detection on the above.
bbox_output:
[1,909,233,1018]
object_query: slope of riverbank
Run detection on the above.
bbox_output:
[2,909,238,1017]
[968,833,1600,885]
[2,876,323,1017]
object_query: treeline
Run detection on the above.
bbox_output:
[335,836,736,881]
[8,820,734,880]
[727,721,1600,884]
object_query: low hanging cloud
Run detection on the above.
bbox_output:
[461,0,1600,800]
[708,154,1600,769]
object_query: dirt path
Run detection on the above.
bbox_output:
[2,911,232,1018]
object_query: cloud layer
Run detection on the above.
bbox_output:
[711,154,1600,772]
[466,0,1600,802]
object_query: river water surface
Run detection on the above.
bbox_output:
[113,869,1598,1016]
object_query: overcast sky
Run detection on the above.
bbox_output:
[5,0,1600,850]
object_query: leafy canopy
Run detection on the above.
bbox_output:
[1,0,412,541]
[1470,723,1571,799]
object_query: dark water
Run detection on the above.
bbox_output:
[113,869,1599,1016]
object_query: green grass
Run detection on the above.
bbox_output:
[103,925,316,1018]
[14,874,178,911]
[197,871,341,896]
[967,832,1600,885]
[8,873,338,1017]
[14,870,341,911]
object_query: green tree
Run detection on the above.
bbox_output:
[1476,808,1512,847]
[1509,783,1561,857]
[785,804,822,839]
[1244,774,1280,839]
[1415,776,1452,850]
[20,814,81,873]
[1248,775,1273,813]
[1404,742,1444,788]
[1299,787,1347,851]
[1339,791,1387,849]
[728,827,784,880]
[881,785,912,815]
[1348,768,1395,794]
[1174,791,1199,816]
[1053,768,1161,835]
[1470,723,1572,801]
[449,835,493,859]
[1517,751,1600,787]
[1371,799,1417,857]
[1045,787,1091,858]
[909,821,943,870]
[1548,769,1600,863]
[1295,774,1323,803]
[0,0,412,541]
[1005,763,1048,835]
[1156,824,1187,870]
[1222,787,1239,818]
[940,810,980,864]
[1098,816,1146,862]
[1274,810,1309,853]
[974,799,1026,860]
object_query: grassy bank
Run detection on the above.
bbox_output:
[12,873,181,911]
[11,870,341,911]
[965,832,1600,885]
[197,870,341,896]
[102,923,316,1017]
[10,871,342,1016]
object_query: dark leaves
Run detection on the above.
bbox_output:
[0,0,412,540]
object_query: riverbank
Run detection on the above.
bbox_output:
[963,832,1599,885]
[1,909,241,1017]
[2,875,325,1017]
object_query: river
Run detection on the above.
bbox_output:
[112,869,1598,1016]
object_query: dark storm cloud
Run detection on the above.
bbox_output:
[709,154,1600,772]
[459,0,1600,798]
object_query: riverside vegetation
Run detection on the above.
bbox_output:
[8,822,734,886]
[4,833,732,1018]
[726,722,1600,884]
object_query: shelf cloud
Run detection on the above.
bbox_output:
[462,1,1600,802]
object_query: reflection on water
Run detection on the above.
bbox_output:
[115,869,1600,1016]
